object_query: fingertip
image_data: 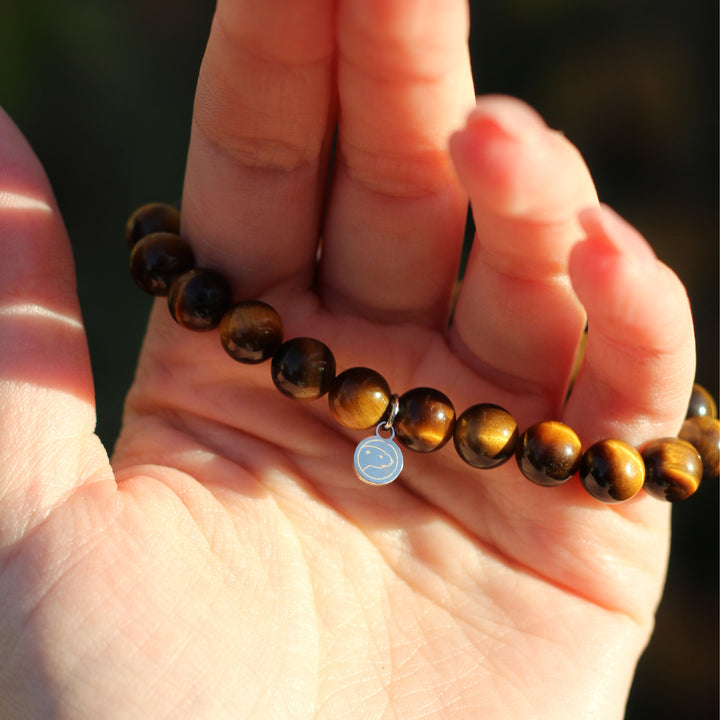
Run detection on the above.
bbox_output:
[449,94,596,219]
[567,206,696,443]
[449,97,535,198]
[465,94,548,136]
[577,204,658,269]
[570,240,691,353]
[448,113,532,217]
[569,205,689,350]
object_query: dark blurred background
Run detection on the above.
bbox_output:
[1,0,717,716]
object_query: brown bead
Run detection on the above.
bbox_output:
[579,439,645,503]
[271,337,336,400]
[686,383,717,419]
[125,202,180,249]
[453,403,518,469]
[219,300,283,364]
[129,232,195,296]
[168,268,232,331]
[516,421,581,486]
[679,416,720,480]
[394,387,455,453]
[328,367,391,430]
[642,437,703,502]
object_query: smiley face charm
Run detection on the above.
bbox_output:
[354,424,404,486]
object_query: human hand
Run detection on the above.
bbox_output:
[0,1,701,718]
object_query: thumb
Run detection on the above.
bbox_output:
[0,108,112,543]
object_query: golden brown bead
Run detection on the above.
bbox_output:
[328,367,391,430]
[579,439,645,503]
[642,437,703,502]
[125,202,180,249]
[168,268,232,331]
[271,337,336,400]
[394,387,455,453]
[129,232,195,296]
[219,300,283,364]
[678,416,720,480]
[686,383,717,419]
[453,403,518,469]
[515,421,581,486]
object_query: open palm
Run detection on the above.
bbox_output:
[0,2,696,718]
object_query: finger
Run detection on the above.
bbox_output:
[0,109,111,542]
[565,204,695,444]
[318,0,476,326]
[182,0,336,297]
[448,96,596,412]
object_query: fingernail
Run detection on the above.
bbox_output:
[579,204,658,269]
[465,97,548,142]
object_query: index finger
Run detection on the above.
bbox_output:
[182,0,337,297]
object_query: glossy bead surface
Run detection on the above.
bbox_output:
[394,387,455,453]
[642,437,703,502]
[679,416,720,480]
[328,367,391,430]
[454,403,518,469]
[129,232,195,296]
[516,421,581,486]
[168,268,232,331]
[686,383,717,419]
[579,439,645,503]
[125,202,180,249]
[271,337,336,400]
[219,300,283,364]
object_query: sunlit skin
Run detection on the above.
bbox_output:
[0,1,696,718]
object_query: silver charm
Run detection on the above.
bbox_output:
[354,424,404,486]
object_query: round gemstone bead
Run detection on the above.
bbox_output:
[686,383,717,419]
[219,300,283,364]
[125,202,180,249]
[453,403,518,469]
[271,337,336,400]
[678,416,720,480]
[328,367,391,430]
[129,232,195,296]
[168,268,232,331]
[516,420,581,486]
[579,439,645,503]
[642,437,703,502]
[394,387,455,453]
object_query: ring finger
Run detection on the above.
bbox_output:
[448,96,597,417]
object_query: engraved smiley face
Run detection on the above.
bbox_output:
[354,436,403,485]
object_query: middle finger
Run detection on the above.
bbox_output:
[318,0,476,328]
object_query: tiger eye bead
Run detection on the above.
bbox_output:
[271,337,336,400]
[125,202,180,249]
[394,387,455,453]
[678,416,720,480]
[453,404,518,469]
[516,421,581,486]
[686,383,717,419]
[328,367,391,430]
[219,300,283,364]
[642,437,703,502]
[168,268,232,331]
[129,232,195,296]
[579,439,645,503]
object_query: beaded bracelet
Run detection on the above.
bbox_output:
[126,202,720,503]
